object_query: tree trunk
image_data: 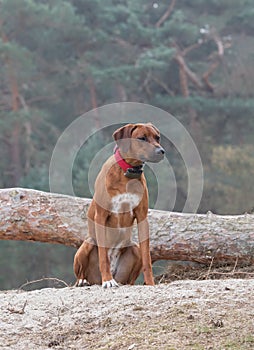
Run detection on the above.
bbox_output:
[155,0,176,28]
[0,188,254,266]
[10,123,22,186]
[87,76,100,129]
[1,24,22,186]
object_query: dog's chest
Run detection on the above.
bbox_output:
[111,193,140,215]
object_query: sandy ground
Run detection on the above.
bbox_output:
[1,279,254,350]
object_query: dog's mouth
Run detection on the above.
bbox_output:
[141,146,165,163]
[140,150,165,163]
[150,154,164,163]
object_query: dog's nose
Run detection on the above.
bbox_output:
[155,147,165,155]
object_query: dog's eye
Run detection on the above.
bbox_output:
[155,135,160,142]
[137,136,147,141]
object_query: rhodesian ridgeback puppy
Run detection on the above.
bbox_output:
[73,123,165,288]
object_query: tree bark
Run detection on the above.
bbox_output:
[0,188,254,266]
[87,76,100,129]
[155,0,177,28]
[0,22,22,186]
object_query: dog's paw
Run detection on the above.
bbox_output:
[76,279,90,287]
[102,279,119,288]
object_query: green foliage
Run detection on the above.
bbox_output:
[136,46,176,71]
[204,145,254,214]
[0,241,75,289]
[229,2,254,34]
[20,165,50,191]
[72,131,105,198]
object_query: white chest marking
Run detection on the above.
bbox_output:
[111,193,140,215]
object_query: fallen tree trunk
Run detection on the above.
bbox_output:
[0,188,254,266]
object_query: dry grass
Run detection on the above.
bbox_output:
[155,262,254,284]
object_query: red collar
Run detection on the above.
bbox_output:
[114,146,134,171]
[113,146,144,179]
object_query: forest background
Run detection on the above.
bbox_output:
[0,0,254,290]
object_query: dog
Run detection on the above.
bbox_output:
[73,122,165,288]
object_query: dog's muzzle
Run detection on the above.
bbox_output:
[145,146,165,163]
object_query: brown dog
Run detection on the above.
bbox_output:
[73,123,165,288]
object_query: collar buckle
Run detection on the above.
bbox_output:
[114,146,144,178]
[124,167,143,179]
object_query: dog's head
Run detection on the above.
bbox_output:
[113,123,165,163]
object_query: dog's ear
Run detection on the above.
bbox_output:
[113,123,137,141]
[113,124,137,152]
[147,122,160,135]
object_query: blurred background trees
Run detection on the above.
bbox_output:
[0,0,254,289]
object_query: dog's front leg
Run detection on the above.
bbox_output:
[95,211,118,288]
[137,217,155,286]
